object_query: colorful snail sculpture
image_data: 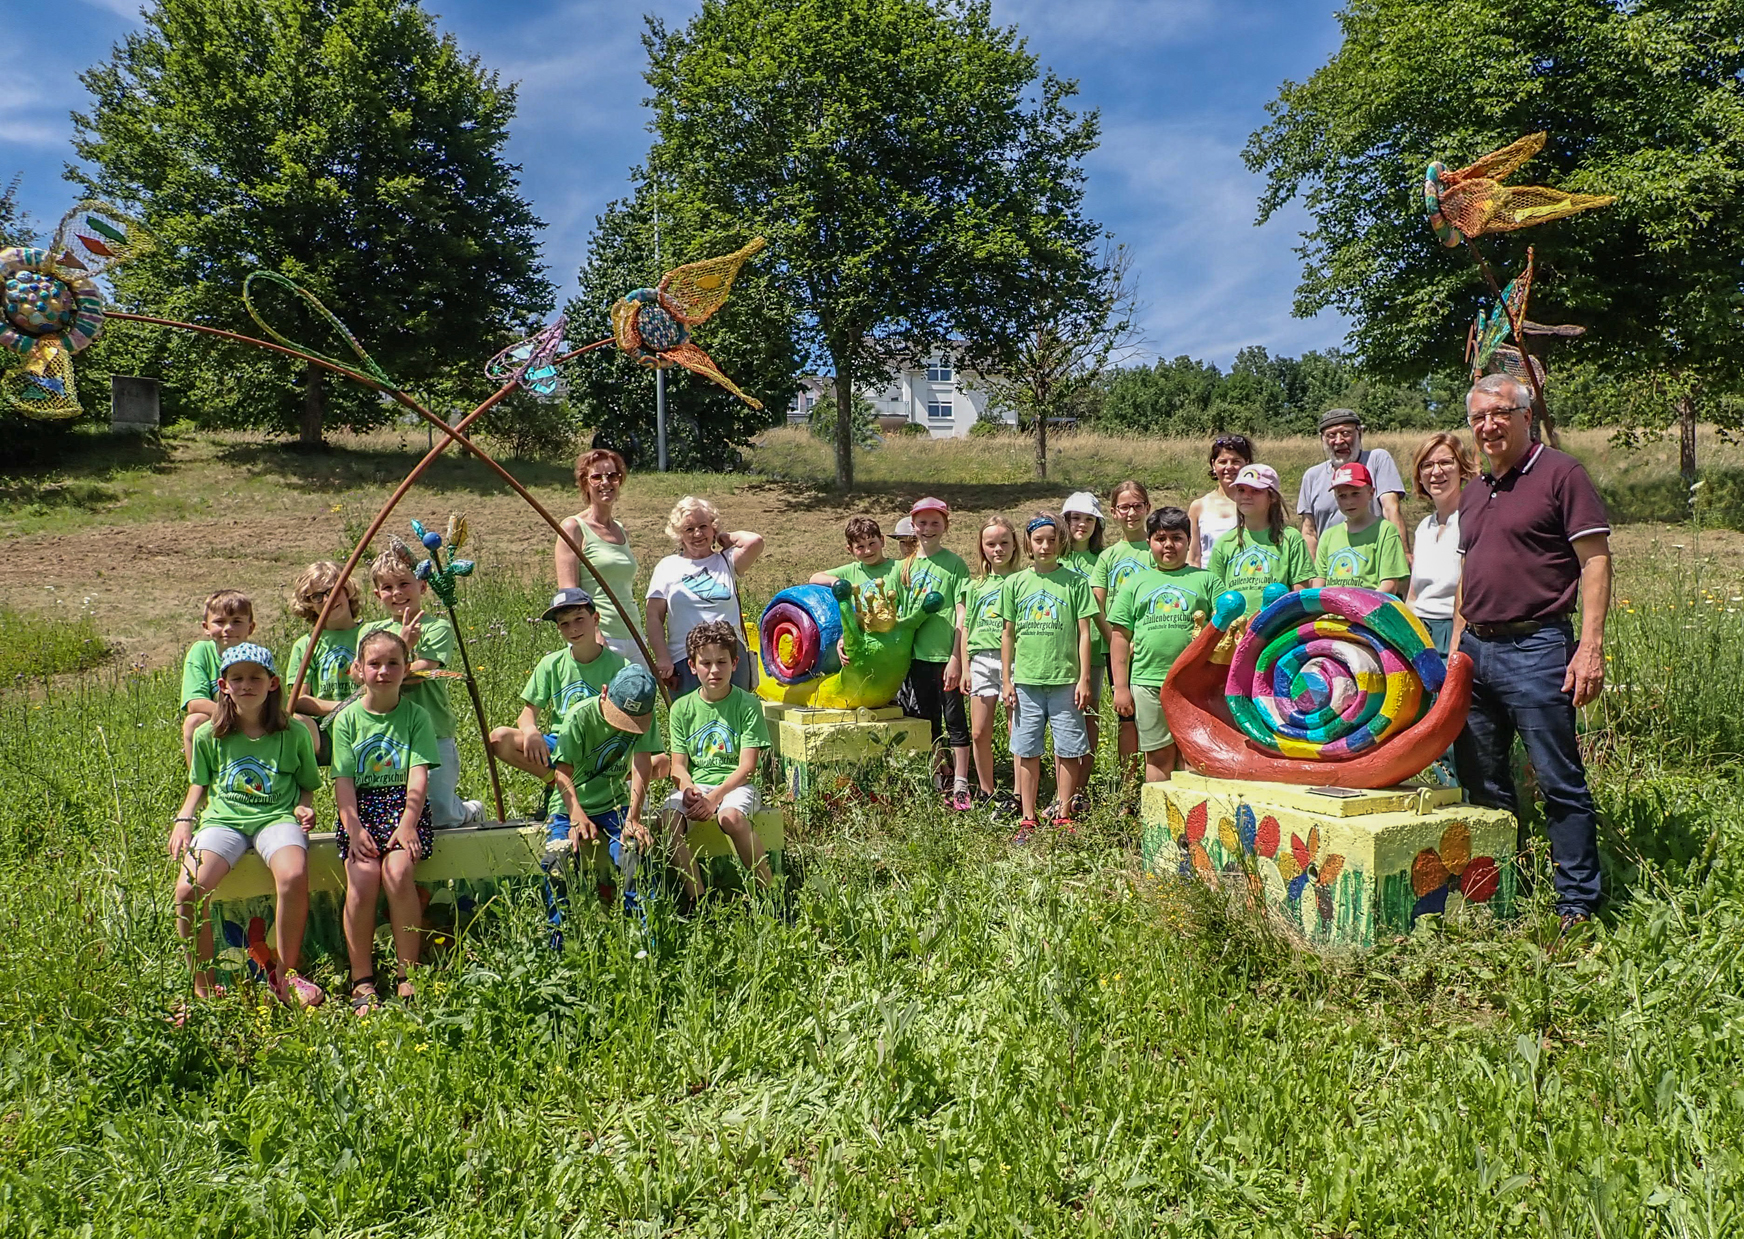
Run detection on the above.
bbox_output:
[757,577,943,710]
[1160,585,1473,788]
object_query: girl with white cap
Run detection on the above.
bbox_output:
[1204,463,1314,620]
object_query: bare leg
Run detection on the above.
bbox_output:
[969,697,997,794]
[174,850,234,997]
[1144,744,1178,784]
[381,850,423,996]
[489,727,558,778]
[717,807,772,889]
[267,846,310,975]
[1055,753,1087,816]
[343,857,382,982]
[1119,717,1141,778]
[665,809,703,903]
[951,743,971,784]
[1016,755,1041,820]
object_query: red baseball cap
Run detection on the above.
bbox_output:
[910,496,949,516]
[1330,462,1373,489]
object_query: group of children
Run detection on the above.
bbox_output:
[172,549,773,1013]
[168,458,1406,1007]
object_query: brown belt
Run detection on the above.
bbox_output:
[1466,618,1567,639]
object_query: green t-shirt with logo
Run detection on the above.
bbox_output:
[668,685,770,787]
[521,643,628,729]
[902,548,970,663]
[553,697,663,818]
[1314,519,1409,592]
[1207,526,1314,620]
[998,565,1099,686]
[826,558,900,607]
[1108,566,1217,688]
[332,697,441,791]
[360,615,457,739]
[288,624,361,704]
[1060,549,1108,657]
[961,572,1015,653]
[180,639,222,707]
[1092,538,1153,597]
[191,721,321,835]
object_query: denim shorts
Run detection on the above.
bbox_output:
[1009,682,1091,760]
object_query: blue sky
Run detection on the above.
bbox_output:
[3,0,1349,368]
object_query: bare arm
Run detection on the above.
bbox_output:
[554,517,583,590]
[1111,626,1135,719]
[1564,535,1611,707]
[1090,587,1113,649]
[808,571,841,587]
[1380,492,1409,554]
[1000,621,1017,709]
[1186,498,1204,568]
[644,596,675,682]
[1074,617,1093,711]
[1449,575,1465,656]
[169,784,206,858]
[722,530,765,574]
[1299,513,1319,560]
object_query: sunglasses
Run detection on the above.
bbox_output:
[587,471,624,484]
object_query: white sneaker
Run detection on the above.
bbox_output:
[460,799,485,826]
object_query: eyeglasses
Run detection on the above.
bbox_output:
[1466,407,1528,427]
[1113,503,1147,515]
[1419,459,1459,475]
[587,471,624,484]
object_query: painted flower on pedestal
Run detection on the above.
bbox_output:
[1165,800,1214,880]
[1410,821,1501,918]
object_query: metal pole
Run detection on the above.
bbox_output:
[654,198,668,472]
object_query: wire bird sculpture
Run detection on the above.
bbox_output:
[610,237,766,409]
[1,202,149,417]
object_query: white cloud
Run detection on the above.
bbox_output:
[993,0,1213,48]
[74,0,144,17]
[0,118,67,150]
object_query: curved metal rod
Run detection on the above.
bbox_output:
[109,311,658,821]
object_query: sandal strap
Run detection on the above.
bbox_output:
[349,975,377,995]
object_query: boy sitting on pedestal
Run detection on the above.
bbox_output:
[662,620,773,899]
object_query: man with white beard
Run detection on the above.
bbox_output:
[1295,408,1408,559]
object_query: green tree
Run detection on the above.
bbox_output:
[1245,0,1744,478]
[0,176,35,247]
[564,188,795,471]
[641,0,1103,489]
[71,0,553,444]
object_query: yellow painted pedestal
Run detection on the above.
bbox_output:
[762,702,930,797]
[1141,772,1517,949]
[206,812,785,976]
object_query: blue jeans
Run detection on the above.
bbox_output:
[1452,623,1601,915]
[542,808,640,940]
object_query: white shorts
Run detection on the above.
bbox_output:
[190,819,307,869]
[662,783,761,821]
[969,650,1003,698]
[604,635,651,672]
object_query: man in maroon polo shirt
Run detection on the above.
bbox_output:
[1451,374,1612,931]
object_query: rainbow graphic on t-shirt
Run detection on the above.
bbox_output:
[1226,545,1281,582]
[575,733,632,778]
[352,733,409,783]
[689,718,738,763]
[680,568,734,602]
[217,755,275,804]
[1138,583,1196,617]
[1018,590,1061,628]
[1325,547,1368,583]
[554,678,602,718]
[1106,557,1145,594]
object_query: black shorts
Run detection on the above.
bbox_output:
[898,659,971,749]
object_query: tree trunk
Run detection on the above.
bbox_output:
[300,361,325,447]
[832,350,854,491]
[1035,401,1048,481]
[1678,390,1697,486]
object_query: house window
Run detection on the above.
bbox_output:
[926,358,953,383]
[926,398,952,420]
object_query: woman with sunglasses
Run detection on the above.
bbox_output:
[1187,434,1253,567]
[556,448,647,669]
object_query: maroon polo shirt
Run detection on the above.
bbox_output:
[1457,443,1611,625]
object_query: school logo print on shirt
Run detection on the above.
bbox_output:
[1325,547,1369,583]
[1227,544,1281,582]
[317,645,353,685]
[576,733,632,779]
[680,567,733,602]
[554,678,601,717]
[975,585,1002,625]
[1107,555,1145,594]
[352,733,409,783]
[1017,590,1062,632]
[1139,583,1196,619]
[217,755,275,804]
[689,718,738,763]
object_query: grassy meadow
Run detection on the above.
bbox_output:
[2,425,1743,1235]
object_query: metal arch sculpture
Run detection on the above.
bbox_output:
[109,239,768,820]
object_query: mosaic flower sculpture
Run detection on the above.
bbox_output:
[1423,132,1614,248]
[407,515,475,609]
[1,202,148,417]
[610,238,766,408]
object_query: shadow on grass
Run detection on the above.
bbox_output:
[0,429,172,511]
[751,478,1087,516]
[215,440,580,496]
[1596,466,1744,529]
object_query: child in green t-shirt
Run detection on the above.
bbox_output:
[179,589,256,764]
[1311,461,1409,595]
[809,515,898,606]
[552,663,663,875]
[999,512,1099,839]
[897,497,973,806]
[1060,492,1110,789]
[961,515,1023,816]
[663,620,773,898]
[333,628,442,1009]
[170,641,322,1008]
[1092,480,1155,776]
[1206,464,1314,621]
[489,587,631,819]
[359,546,482,830]
[285,561,362,767]
[1109,507,1217,782]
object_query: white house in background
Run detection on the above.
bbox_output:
[787,355,1015,439]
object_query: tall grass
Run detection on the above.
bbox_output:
[3,583,1744,1234]
[0,604,110,684]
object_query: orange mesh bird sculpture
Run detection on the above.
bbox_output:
[1424,133,1613,248]
[610,238,766,408]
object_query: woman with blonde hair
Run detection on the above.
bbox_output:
[556,448,648,668]
[646,495,765,694]
[1406,431,1478,654]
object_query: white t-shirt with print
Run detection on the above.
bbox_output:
[646,551,739,664]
